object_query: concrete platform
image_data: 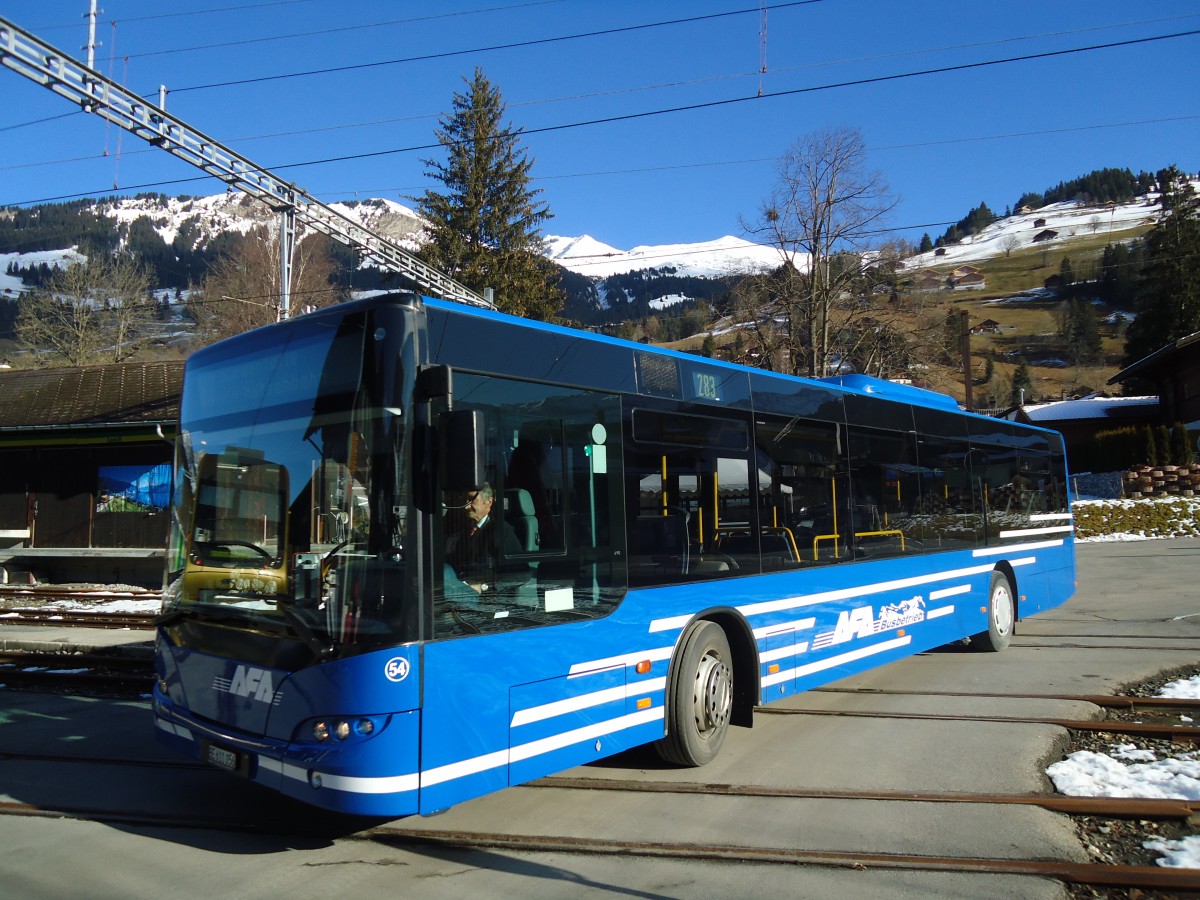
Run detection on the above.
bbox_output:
[0,621,154,658]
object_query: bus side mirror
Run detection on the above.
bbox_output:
[442,409,486,492]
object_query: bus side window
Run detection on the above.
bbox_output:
[625,404,751,586]
[754,415,842,567]
[432,374,624,638]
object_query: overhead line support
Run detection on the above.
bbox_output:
[0,14,491,312]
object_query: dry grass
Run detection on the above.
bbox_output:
[669,219,1154,409]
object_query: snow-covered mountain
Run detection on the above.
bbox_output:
[543,233,785,278]
[1,192,783,293]
[901,193,1168,271]
[97,193,426,250]
[6,180,1190,303]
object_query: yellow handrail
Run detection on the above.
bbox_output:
[854,528,906,551]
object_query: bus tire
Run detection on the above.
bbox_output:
[973,571,1014,652]
[655,620,733,766]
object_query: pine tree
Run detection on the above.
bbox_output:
[1059,256,1075,291]
[1155,424,1172,467]
[415,68,562,320]
[1009,362,1033,405]
[1123,165,1200,364]
[1169,423,1195,466]
[918,233,933,254]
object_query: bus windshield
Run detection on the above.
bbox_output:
[163,303,416,657]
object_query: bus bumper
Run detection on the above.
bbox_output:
[152,683,421,817]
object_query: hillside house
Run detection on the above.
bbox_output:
[951,265,982,278]
[1033,218,1048,228]
[0,361,182,586]
[1032,229,1059,243]
[952,272,987,290]
[970,319,1002,335]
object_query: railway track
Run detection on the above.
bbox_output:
[0,609,156,629]
[1,678,1196,891]
[0,651,152,693]
[0,786,1194,895]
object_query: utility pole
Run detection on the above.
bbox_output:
[84,0,99,71]
[960,309,974,410]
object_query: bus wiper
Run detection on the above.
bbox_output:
[154,607,197,628]
[273,598,336,659]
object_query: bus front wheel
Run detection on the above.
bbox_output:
[973,571,1014,652]
[656,620,733,766]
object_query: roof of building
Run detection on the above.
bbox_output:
[1018,394,1158,423]
[0,360,183,429]
[1108,330,1200,385]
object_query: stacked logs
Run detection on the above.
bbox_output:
[1123,463,1200,498]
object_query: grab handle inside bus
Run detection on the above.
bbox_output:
[443,409,487,491]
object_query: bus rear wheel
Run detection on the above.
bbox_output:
[973,571,1014,652]
[656,620,733,766]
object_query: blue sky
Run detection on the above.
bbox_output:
[2,1,1198,250]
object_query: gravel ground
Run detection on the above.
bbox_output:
[1061,662,1200,899]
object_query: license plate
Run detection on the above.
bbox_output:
[205,742,240,772]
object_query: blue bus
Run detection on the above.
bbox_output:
[153,293,1075,816]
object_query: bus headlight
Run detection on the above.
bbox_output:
[309,716,380,743]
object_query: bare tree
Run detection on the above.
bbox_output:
[16,253,153,366]
[189,227,345,345]
[1000,233,1020,257]
[742,126,897,377]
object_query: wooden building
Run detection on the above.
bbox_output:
[1108,330,1200,429]
[1007,394,1161,469]
[0,361,182,586]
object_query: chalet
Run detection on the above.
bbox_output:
[1007,395,1161,463]
[952,272,987,289]
[1032,229,1059,243]
[951,264,982,278]
[1109,330,1200,429]
[0,361,183,586]
[933,247,947,256]
[1033,217,1048,228]
[970,319,1001,335]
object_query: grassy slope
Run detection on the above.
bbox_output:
[667,218,1152,408]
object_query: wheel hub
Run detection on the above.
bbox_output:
[694,652,732,735]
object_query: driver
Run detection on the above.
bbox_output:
[444,483,523,597]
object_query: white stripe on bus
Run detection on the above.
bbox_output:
[568,642,676,677]
[929,584,970,601]
[510,677,667,728]
[752,617,816,638]
[761,635,912,687]
[998,525,1074,539]
[736,561,1001,619]
[509,706,664,763]
[973,539,1062,556]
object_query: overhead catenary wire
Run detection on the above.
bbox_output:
[164,1,824,94]
[3,28,1197,211]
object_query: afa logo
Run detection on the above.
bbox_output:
[812,595,927,649]
[213,665,279,704]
